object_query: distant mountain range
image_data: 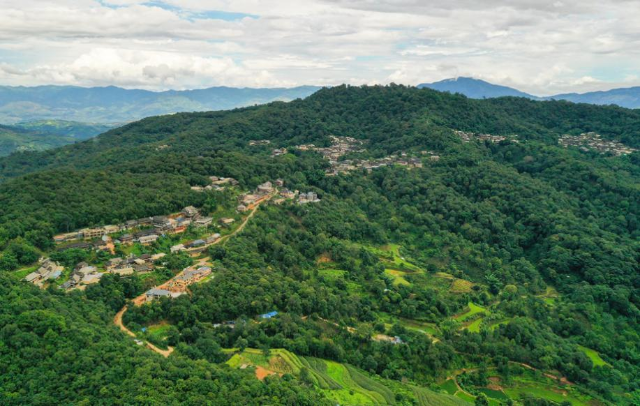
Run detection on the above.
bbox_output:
[0,85,322,125]
[418,77,640,109]
[0,120,115,157]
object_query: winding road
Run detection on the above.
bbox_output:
[113,191,275,357]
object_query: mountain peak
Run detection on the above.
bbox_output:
[418,77,537,99]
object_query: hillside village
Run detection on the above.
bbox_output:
[558,132,637,156]
[25,177,298,298]
[454,130,519,144]
[294,135,438,175]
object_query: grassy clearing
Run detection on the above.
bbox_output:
[577,345,609,367]
[449,278,474,294]
[455,302,487,322]
[455,391,475,403]
[399,318,440,336]
[466,317,484,333]
[12,265,38,280]
[384,269,411,286]
[439,379,458,395]
[378,244,421,272]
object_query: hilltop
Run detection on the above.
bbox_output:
[0,85,638,405]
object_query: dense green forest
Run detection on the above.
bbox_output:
[0,85,638,405]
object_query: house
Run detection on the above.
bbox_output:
[237,204,248,212]
[151,253,166,261]
[188,239,206,248]
[275,179,285,187]
[171,244,185,253]
[145,288,172,301]
[138,234,159,245]
[257,181,274,194]
[206,234,221,244]
[80,228,104,240]
[271,148,288,157]
[133,263,153,274]
[183,206,199,218]
[241,194,260,206]
[103,225,119,234]
[112,267,134,276]
[298,192,321,204]
[194,217,213,228]
[191,186,205,192]
[219,218,235,227]
[145,288,182,301]
[107,258,123,269]
[260,311,278,319]
[280,189,296,199]
[82,273,103,285]
[119,234,134,244]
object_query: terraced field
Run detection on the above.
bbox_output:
[455,302,487,322]
[226,348,471,405]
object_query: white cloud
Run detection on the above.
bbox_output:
[0,0,638,93]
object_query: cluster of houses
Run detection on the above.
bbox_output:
[191,176,239,193]
[249,139,271,146]
[237,180,280,212]
[144,266,213,302]
[296,136,433,176]
[171,233,221,254]
[105,253,166,276]
[454,130,519,144]
[24,259,64,287]
[59,263,103,290]
[271,148,288,157]
[54,206,215,250]
[558,132,637,156]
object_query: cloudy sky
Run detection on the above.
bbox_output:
[0,0,639,95]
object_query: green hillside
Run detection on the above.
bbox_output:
[0,85,637,405]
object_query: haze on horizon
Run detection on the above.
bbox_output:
[1,0,639,96]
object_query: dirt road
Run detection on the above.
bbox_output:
[113,192,274,357]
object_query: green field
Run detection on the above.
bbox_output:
[455,302,487,322]
[577,345,609,367]
[226,348,472,405]
[466,317,484,333]
[384,269,411,286]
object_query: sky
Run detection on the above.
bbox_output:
[0,0,639,95]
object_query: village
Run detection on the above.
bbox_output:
[558,132,637,156]
[454,129,519,144]
[25,175,313,302]
[294,135,438,176]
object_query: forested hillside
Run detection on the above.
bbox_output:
[0,85,638,405]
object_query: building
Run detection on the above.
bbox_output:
[188,239,206,248]
[183,206,199,218]
[145,288,180,301]
[275,179,285,187]
[260,311,279,319]
[171,244,186,253]
[237,204,248,212]
[138,234,159,245]
[80,228,104,240]
[257,181,274,194]
[194,217,213,228]
[298,192,321,204]
[206,234,221,244]
[119,234,134,244]
[112,267,134,276]
[219,218,235,227]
